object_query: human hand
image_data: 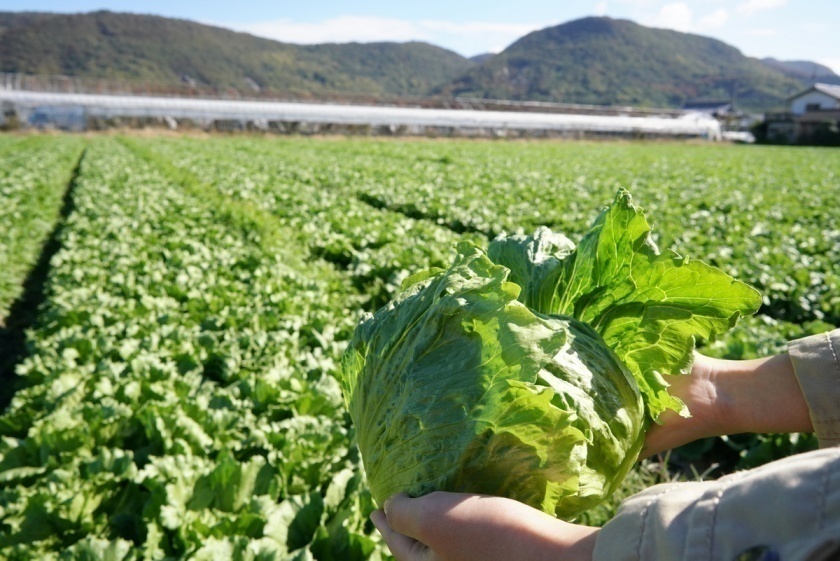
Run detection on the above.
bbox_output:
[642,352,812,458]
[369,492,598,561]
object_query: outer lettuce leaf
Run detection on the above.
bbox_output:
[487,226,575,313]
[341,242,644,519]
[490,189,762,418]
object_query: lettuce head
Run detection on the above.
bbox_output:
[340,189,761,519]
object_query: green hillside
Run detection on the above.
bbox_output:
[761,58,840,86]
[438,17,805,110]
[0,11,826,110]
[0,11,474,97]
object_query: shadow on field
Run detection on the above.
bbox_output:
[0,149,86,411]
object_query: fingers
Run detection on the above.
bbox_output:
[373,492,459,560]
[372,493,598,561]
[370,508,432,561]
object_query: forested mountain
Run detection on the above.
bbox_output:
[0,11,474,97]
[1,11,832,110]
[761,58,840,86]
[438,17,807,110]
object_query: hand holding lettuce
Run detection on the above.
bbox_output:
[340,189,761,519]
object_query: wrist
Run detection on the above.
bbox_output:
[563,525,598,561]
[642,352,813,457]
[540,520,598,561]
[710,353,812,436]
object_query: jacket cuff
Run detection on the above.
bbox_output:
[591,481,704,561]
[593,449,840,561]
[788,329,840,448]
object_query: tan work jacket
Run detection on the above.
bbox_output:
[594,329,840,561]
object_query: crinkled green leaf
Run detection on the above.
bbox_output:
[491,189,762,418]
[341,242,643,518]
[488,226,575,312]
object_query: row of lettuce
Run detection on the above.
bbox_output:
[129,136,484,312]
[138,136,840,354]
[0,140,386,559]
[0,136,84,321]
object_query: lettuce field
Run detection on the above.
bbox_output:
[0,134,838,559]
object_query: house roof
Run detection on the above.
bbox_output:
[789,83,840,102]
[815,83,840,100]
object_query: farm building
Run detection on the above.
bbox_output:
[764,83,840,144]
[789,83,840,115]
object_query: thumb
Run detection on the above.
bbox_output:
[371,508,429,561]
[384,493,429,541]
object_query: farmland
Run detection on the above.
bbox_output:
[0,134,839,559]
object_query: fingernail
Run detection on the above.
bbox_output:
[383,496,392,516]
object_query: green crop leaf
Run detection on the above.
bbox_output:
[63,537,134,561]
[341,243,644,518]
[493,190,761,418]
[310,525,378,561]
[264,493,325,552]
[323,468,358,515]
[188,452,278,513]
[488,226,575,313]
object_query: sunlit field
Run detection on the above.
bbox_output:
[1,133,837,558]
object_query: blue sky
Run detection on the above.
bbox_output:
[3,0,839,73]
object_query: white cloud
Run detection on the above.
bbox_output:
[737,0,787,16]
[594,1,608,16]
[417,20,541,37]
[818,58,840,76]
[645,2,693,32]
[218,15,541,54]
[640,3,734,34]
[742,28,778,36]
[699,8,729,29]
[613,0,659,6]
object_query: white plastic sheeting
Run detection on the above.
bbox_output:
[1,90,722,138]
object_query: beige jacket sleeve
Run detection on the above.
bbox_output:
[593,329,840,561]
